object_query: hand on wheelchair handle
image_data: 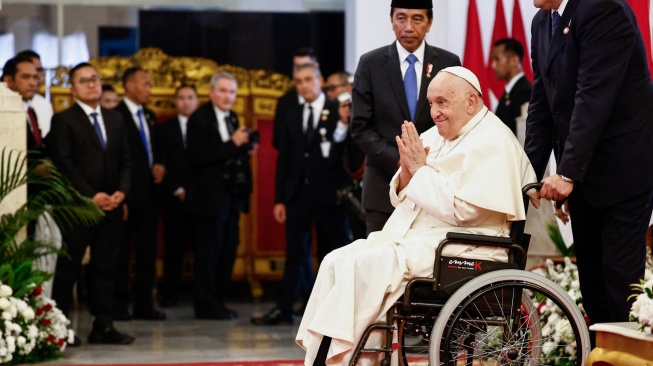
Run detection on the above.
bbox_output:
[522,182,542,209]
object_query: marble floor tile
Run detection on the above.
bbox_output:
[44,302,306,365]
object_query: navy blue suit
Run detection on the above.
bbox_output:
[351,42,460,233]
[525,0,653,325]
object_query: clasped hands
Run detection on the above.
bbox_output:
[92,191,125,212]
[395,121,429,190]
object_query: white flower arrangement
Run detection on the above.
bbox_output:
[0,282,73,365]
[530,257,587,366]
[629,250,653,333]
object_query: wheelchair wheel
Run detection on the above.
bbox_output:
[429,270,590,366]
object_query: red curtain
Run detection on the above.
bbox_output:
[512,0,534,83]
[487,0,508,100]
[626,0,653,79]
[464,0,490,105]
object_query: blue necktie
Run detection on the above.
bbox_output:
[136,108,152,167]
[551,11,561,38]
[404,54,418,121]
[305,105,315,144]
[90,112,106,150]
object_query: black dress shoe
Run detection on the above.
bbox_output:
[251,307,295,325]
[133,308,166,320]
[195,306,238,320]
[114,310,132,321]
[88,327,135,345]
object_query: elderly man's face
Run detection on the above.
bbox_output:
[209,77,237,111]
[427,73,474,140]
[294,66,322,104]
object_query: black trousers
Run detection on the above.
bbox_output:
[52,209,122,324]
[160,197,189,302]
[279,184,348,315]
[569,187,653,325]
[364,209,391,236]
[115,201,159,312]
[191,194,240,313]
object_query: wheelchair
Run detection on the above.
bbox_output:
[349,183,591,366]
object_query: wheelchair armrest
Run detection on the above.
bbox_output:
[433,232,527,292]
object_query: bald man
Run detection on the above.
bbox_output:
[296,67,537,366]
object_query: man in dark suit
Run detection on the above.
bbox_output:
[155,85,199,307]
[351,0,461,234]
[491,38,532,143]
[526,0,653,330]
[48,62,134,344]
[252,62,349,325]
[114,67,166,320]
[186,72,255,320]
[272,47,319,150]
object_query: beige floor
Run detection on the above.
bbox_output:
[44,301,305,365]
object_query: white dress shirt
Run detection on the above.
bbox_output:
[213,106,232,143]
[178,114,189,147]
[76,100,106,143]
[397,40,426,96]
[123,97,153,154]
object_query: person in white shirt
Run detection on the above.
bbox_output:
[296,67,537,366]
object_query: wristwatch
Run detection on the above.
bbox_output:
[559,174,574,183]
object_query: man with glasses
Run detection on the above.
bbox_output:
[324,71,352,102]
[48,62,134,345]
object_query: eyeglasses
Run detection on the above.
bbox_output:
[325,83,347,92]
[77,75,101,85]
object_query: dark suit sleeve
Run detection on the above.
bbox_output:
[274,113,292,204]
[525,12,555,181]
[350,53,400,175]
[557,2,636,182]
[48,113,97,198]
[115,115,132,197]
[186,109,240,168]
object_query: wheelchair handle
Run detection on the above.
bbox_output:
[522,182,566,209]
[522,182,543,195]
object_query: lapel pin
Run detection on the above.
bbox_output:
[563,27,569,34]
[320,109,329,121]
[426,63,433,78]
[319,127,327,140]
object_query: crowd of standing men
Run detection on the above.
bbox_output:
[5,0,653,353]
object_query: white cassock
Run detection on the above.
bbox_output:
[296,106,537,366]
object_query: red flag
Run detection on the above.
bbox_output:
[463,0,490,105]
[512,0,534,83]
[626,0,653,79]
[487,0,508,100]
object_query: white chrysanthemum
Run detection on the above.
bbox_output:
[638,299,653,325]
[27,325,38,339]
[0,285,12,298]
[542,341,557,355]
[0,298,10,311]
[16,336,26,347]
[2,312,12,321]
[21,306,35,321]
[632,293,647,317]
[571,280,580,290]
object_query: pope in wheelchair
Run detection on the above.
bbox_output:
[296,67,544,365]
